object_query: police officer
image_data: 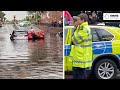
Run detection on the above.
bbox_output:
[30,27,37,40]
[69,13,92,79]
[31,27,35,33]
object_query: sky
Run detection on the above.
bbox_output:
[3,11,28,21]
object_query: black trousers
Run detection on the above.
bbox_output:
[72,67,87,79]
[32,34,38,40]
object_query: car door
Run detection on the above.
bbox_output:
[64,26,74,71]
[91,28,114,59]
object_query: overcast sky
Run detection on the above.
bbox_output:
[3,11,28,21]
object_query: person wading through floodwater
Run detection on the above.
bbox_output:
[31,27,38,40]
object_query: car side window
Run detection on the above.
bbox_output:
[96,28,114,41]
[91,28,100,42]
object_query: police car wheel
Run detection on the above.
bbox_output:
[94,59,117,79]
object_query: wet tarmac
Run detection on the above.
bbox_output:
[0,24,63,79]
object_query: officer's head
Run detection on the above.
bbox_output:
[73,13,88,27]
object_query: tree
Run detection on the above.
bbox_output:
[27,11,35,14]
[25,16,29,21]
[4,17,6,21]
[27,11,45,16]
[27,11,45,22]
[0,11,6,21]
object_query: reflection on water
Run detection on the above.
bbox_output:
[29,39,48,65]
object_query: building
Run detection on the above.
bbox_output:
[40,11,63,23]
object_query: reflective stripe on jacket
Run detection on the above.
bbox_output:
[69,22,93,68]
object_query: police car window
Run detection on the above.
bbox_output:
[91,28,100,42]
[96,28,114,41]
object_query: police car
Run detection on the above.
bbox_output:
[64,25,120,79]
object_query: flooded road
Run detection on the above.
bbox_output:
[0,24,63,79]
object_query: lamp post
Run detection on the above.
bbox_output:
[36,11,37,22]
[29,15,31,22]
[13,15,16,25]
[33,13,35,22]
[35,11,38,23]
[31,14,34,23]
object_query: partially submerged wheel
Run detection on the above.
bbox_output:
[93,59,117,79]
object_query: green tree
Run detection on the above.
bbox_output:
[3,17,6,21]
[27,11,45,16]
[25,16,29,21]
[0,11,6,21]
[27,11,36,15]
[27,11,45,22]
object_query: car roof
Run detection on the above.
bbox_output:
[64,25,120,40]
[64,25,119,29]
[14,30,27,32]
[64,25,120,32]
[89,25,120,29]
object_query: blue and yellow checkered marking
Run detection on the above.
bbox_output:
[64,41,120,59]
[117,54,120,58]
[64,45,71,56]
[92,41,112,54]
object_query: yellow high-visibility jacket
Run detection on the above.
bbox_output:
[64,26,73,71]
[69,22,92,68]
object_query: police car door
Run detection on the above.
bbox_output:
[91,28,113,56]
[64,26,74,71]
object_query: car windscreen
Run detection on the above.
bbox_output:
[14,31,27,35]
